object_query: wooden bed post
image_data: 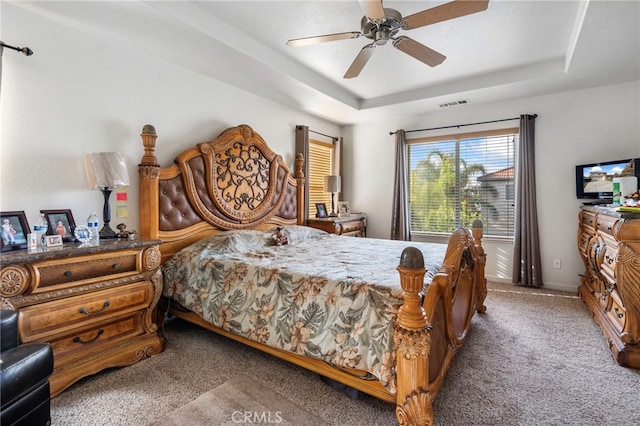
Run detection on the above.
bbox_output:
[394,247,433,426]
[139,125,160,240]
[472,220,488,313]
[294,153,305,226]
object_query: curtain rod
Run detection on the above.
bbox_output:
[298,125,338,141]
[389,114,537,135]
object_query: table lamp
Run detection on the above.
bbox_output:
[324,175,341,217]
[84,152,130,239]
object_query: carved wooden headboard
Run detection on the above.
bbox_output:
[138,124,305,262]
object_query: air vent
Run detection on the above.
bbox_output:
[439,99,470,108]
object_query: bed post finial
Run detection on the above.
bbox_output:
[140,125,158,168]
[139,125,160,239]
[395,246,434,426]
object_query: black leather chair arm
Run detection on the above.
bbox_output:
[0,309,54,426]
[1,343,54,408]
[1,309,19,350]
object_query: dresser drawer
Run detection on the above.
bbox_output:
[307,214,367,237]
[599,234,619,280]
[578,229,594,256]
[338,219,365,236]
[596,215,619,236]
[580,211,597,228]
[32,251,139,289]
[607,293,626,333]
[19,281,153,342]
[50,313,145,365]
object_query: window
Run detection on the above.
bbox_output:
[407,128,517,238]
[308,139,334,217]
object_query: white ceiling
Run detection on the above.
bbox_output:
[13,1,640,124]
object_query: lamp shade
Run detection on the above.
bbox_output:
[324,175,341,193]
[84,152,130,189]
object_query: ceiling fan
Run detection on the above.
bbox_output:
[286,0,489,79]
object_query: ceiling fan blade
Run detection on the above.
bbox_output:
[344,44,376,79]
[402,0,489,30]
[359,0,385,20]
[393,36,446,67]
[287,32,361,47]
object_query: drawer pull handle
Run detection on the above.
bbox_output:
[64,271,73,277]
[112,263,120,270]
[73,329,104,344]
[605,255,614,265]
[79,301,110,316]
[614,307,624,319]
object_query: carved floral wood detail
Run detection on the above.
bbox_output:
[0,265,29,298]
[616,243,640,344]
[396,390,434,426]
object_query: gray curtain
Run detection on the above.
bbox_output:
[390,130,411,240]
[512,114,543,287]
[295,125,310,220]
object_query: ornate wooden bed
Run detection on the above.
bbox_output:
[138,124,487,425]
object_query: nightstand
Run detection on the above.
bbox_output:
[0,239,165,396]
[307,213,366,237]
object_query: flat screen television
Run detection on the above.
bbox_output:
[575,158,639,202]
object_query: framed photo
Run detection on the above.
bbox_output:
[41,209,76,242]
[338,201,351,217]
[74,226,92,243]
[1,211,30,252]
[315,203,328,218]
[44,234,64,247]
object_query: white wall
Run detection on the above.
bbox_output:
[0,4,340,234]
[344,81,640,292]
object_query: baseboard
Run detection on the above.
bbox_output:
[486,275,579,294]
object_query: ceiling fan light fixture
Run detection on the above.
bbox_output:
[374,30,390,45]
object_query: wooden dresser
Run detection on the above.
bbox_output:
[307,213,366,237]
[0,239,165,396]
[577,206,640,368]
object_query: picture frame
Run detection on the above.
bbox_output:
[44,234,64,247]
[1,211,30,252]
[315,203,328,218]
[74,226,92,244]
[338,201,351,217]
[41,209,77,242]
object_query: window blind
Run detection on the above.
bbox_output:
[308,139,333,216]
[408,128,517,237]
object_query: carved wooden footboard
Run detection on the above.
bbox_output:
[139,124,487,425]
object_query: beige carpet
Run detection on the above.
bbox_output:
[50,282,640,425]
[151,375,329,426]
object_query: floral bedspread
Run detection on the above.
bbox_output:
[162,226,447,392]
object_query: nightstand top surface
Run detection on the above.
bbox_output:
[308,213,366,223]
[0,238,162,266]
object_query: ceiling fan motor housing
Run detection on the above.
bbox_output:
[361,8,402,45]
